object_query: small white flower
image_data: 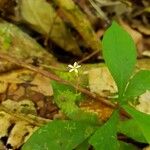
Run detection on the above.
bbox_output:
[68,62,81,74]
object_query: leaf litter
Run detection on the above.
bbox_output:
[0,0,150,149]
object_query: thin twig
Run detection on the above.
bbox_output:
[78,50,100,64]
[0,52,116,108]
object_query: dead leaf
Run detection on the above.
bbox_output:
[2,99,37,115]
[136,91,150,114]
[19,0,81,55]
[31,73,53,96]
[88,67,117,97]
[0,20,56,66]
[56,0,101,52]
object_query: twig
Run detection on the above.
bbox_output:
[41,64,67,72]
[0,53,63,82]
[78,50,100,64]
[0,52,116,108]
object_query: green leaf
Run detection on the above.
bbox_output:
[119,141,137,150]
[102,22,136,98]
[22,120,95,150]
[75,139,90,150]
[118,119,146,143]
[89,110,119,150]
[52,81,99,124]
[124,70,150,99]
[123,105,150,143]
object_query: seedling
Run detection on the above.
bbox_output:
[22,22,150,150]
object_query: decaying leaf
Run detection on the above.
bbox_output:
[0,20,56,67]
[0,110,40,149]
[7,121,37,149]
[0,140,4,150]
[136,91,150,114]
[0,81,7,93]
[88,67,117,97]
[144,146,150,150]
[19,0,81,55]
[80,99,113,121]
[0,111,12,138]
[2,99,37,115]
[0,99,50,149]
[55,0,101,52]
[0,69,53,97]
[31,73,53,96]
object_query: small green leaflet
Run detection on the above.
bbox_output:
[22,120,96,150]
[123,105,150,143]
[52,81,99,124]
[124,70,150,99]
[89,110,119,150]
[118,119,146,143]
[102,22,136,98]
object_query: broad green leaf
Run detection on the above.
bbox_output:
[52,81,99,124]
[75,139,90,150]
[22,120,95,150]
[19,0,81,55]
[124,70,150,99]
[119,141,137,150]
[123,105,150,143]
[89,110,119,150]
[118,119,146,143]
[102,22,136,97]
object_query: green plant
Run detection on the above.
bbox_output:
[22,22,150,150]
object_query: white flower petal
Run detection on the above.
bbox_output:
[68,65,74,68]
[74,62,78,67]
[76,65,81,68]
[74,69,78,73]
[69,69,74,72]
[68,62,81,73]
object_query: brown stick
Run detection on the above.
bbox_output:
[78,50,100,64]
[0,52,116,108]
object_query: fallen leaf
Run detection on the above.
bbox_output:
[88,67,117,97]
[19,0,81,55]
